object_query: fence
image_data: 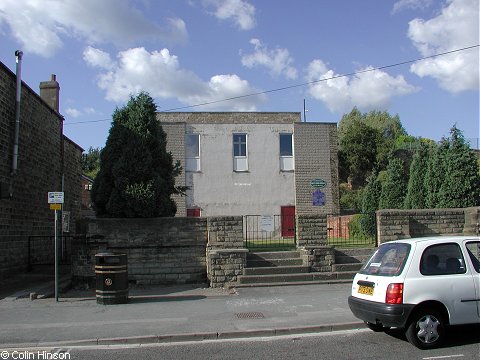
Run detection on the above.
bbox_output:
[28,235,73,270]
[244,215,296,250]
[327,213,376,247]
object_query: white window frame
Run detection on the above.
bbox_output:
[279,133,294,172]
[186,133,200,172]
[233,133,248,172]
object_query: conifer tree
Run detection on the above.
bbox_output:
[92,92,183,217]
[404,144,429,209]
[379,158,407,209]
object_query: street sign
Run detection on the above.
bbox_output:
[310,178,327,188]
[50,203,62,210]
[48,192,64,204]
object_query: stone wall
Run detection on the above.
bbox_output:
[299,246,334,272]
[73,217,208,285]
[377,207,479,243]
[0,61,82,278]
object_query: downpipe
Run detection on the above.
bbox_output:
[10,50,23,197]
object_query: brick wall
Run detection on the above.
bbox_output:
[0,61,82,278]
[376,207,478,243]
[294,122,339,215]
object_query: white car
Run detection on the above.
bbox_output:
[348,236,480,349]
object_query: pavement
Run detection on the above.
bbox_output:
[0,268,364,348]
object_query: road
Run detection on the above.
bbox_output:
[2,326,478,360]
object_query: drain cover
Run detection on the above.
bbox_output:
[235,312,265,319]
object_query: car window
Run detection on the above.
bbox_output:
[420,243,466,276]
[466,241,480,273]
[360,243,410,276]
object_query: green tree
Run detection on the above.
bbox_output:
[92,92,183,218]
[360,173,381,237]
[340,119,380,188]
[424,139,449,208]
[404,143,430,209]
[338,108,408,188]
[81,147,101,179]
[379,158,408,209]
[437,126,480,208]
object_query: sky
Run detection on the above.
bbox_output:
[0,0,479,151]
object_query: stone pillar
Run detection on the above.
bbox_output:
[463,206,480,235]
[206,216,247,288]
[296,214,327,247]
[299,246,334,272]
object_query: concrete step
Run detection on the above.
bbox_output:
[243,266,310,276]
[247,251,300,260]
[332,263,363,272]
[232,279,352,289]
[334,248,374,264]
[237,271,357,285]
[247,258,303,267]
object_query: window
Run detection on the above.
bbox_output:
[280,133,294,171]
[360,243,410,277]
[466,242,480,273]
[84,184,92,190]
[233,133,248,171]
[186,134,200,172]
[420,243,467,275]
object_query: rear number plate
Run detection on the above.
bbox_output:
[358,285,374,296]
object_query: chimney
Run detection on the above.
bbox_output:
[39,74,60,112]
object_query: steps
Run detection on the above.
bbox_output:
[234,248,375,288]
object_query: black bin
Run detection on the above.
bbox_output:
[95,252,128,304]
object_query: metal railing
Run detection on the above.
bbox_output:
[327,213,377,248]
[244,215,296,250]
[28,235,73,270]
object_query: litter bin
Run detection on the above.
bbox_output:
[95,252,128,304]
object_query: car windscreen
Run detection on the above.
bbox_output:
[359,243,411,277]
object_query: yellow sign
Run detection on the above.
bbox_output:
[50,203,62,210]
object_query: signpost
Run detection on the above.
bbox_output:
[48,192,64,302]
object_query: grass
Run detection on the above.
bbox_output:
[245,237,376,251]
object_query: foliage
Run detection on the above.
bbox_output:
[339,183,363,212]
[81,147,101,179]
[338,108,408,188]
[424,138,449,208]
[379,158,408,209]
[348,214,371,241]
[437,126,480,207]
[360,174,382,237]
[404,143,430,209]
[339,119,380,187]
[92,92,184,218]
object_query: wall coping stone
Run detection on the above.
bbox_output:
[208,248,249,255]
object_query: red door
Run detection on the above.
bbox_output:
[281,206,295,237]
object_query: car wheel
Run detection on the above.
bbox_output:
[405,310,446,349]
[365,322,389,332]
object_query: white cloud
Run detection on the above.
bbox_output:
[65,108,81,118]
[408,0,479,93]
[203,0,255,30]
[0,0,188,57]
[88,46,266,111]
[392,0,433,14]
[306,60,418,113]
[65,106,97,118]
[241,39,298,80]
[83,46,113,70]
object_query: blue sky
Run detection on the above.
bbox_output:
[0,0,478,150]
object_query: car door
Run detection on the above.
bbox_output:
[464,240,480,318]
[406,242,478,325]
